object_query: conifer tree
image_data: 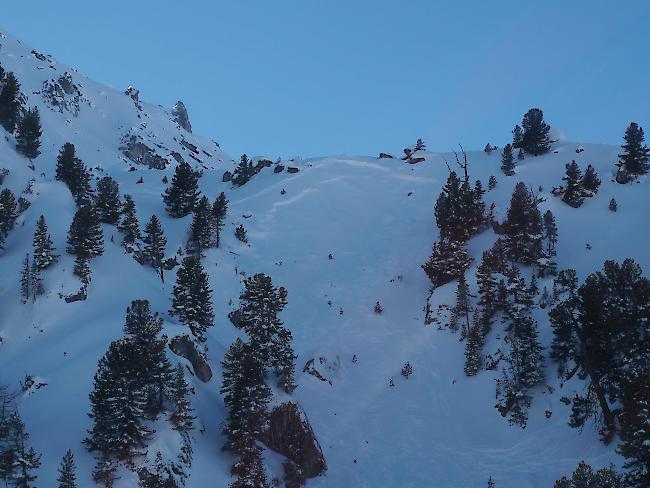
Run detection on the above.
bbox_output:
[500,143,515,176]
[617,122,649,180]
[4,411,41,488]
[488,175,497,190]
[562,161,585,208]
[450,274,471,334]
[464,313,484,376]
[618,376,650,488]
[55,143,93,206]
[476,250,501,333]
[15,107,42,159]
[581,164,601,193]
[235,274,297,391]
[58,449,77,488]
[0,72,20,133]
[542,210,558,257]
[73,255,91,286]
[422,240,472,289]
[220,339,271,453]
[0,188,18,240]
[169,364,195,433]
[20,254,30,303]
[235,224,248,243]
[502,182,543,265]
[230,447,270,488]
[512,125,523,149]
[30,261,44,300]
[232,154,254,187]
[118,195,141,248]
[164,161,199,217]
[67,205,104,258]
[212,192,228,247]
[521,108,551,155]
[609,198,617,212]
[33,215,58,270]
[143,215,167,282]
[95,177,121,224]
[188,196,212,254]
[170,255,214,343]
[415,138,426,151]
[517,148,525,160]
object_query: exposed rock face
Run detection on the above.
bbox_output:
[379,152,394,159]
[274,164,285,173]
[172,101,192,133]
[120,135,168,169]
[261,402,327,487]
[169,335,212,382]
[41,72,87,116]
[287,167,300,174]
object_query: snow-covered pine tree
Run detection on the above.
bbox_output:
[415,138,426,151]
[502,182,543,266]
[0,188,18,241]
[0,72,20,132]
[58,449,77,488]
[232,154,254,187]
[122,300,172,418]
[5,411,42,488]
[143,215,167,282]
[170,255,214,343]
[521,108,551,155]
[500,143,515,176]
[169,364,195,433]
[422,240,472,289]
[188,195,212,254]
[616,122,649,182]
[220,338,271,453]
[235,224,247,243]
[618,375,650,488]
[15,107,42,160]
[67,205,103,258]
[554,461,623,488]
[95,177,121,224]
[118,194,141,248]
[30,260,44,300]
[33,215,58,270]
[609,198,617,211]
[581,164,601,193]
[164,160,199,217]
[450,274,471,335]
[212,192,228,247]
[73,255,91,286]
[562,161,585,208]
[271,326,297,394]
[488,175,497,190]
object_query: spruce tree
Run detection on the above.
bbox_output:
[67,205,104,258]
[464,313,484,376]
[618,376,650,488]
[236,274,297,391]
[617,122,649,179]
[33,215,58,270]
[20,254,31,303]
[562,161,585,208]
[232,154,254,187]
[422,240,472,288]
[220,339,271,453]
[170,255,214,343]
[169,364,195,433]
[230,447,270,488]
[15,107,42,159]
[450,274,471,334]
[73,255,91,286]
[0,72,20,133]
[0,188,18,240]
[95,177,121,224]
[163,161,199,217]
[581,164,601,193]
[30,261,44,300]
[500,144,515,176]
[488,175,497,190]
[521,108,551,155]
[58,449,77,488]
[118,194,141,248]
[235,224,247,243]
[502,182,543,265]
[55,143,93,206]
[212,192,228,247]
[188,196,212,254]
[5,411,41,488]
[143,215,167,282]
[609,198,617,212]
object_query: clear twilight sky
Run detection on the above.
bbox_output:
[2,1,649,158]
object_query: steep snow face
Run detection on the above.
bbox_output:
[0,29,647,488]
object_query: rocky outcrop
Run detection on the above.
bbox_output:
[222,170,232,182]
[378,152,394,159]
[169,335,212,382]
[120,135,168,169]
[261,402,327,488]
[41,73,87,116]
[287,167,300,174]
[274,164,285,173]
[172,101,192,133]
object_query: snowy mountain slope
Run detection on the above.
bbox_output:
[0,28,648,487]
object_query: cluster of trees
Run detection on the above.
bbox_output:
[232,154,255,187]
[423,150,489,288]
[554,461,622,488]
[85,300,194,487]
[188,192,229,254]
[559,161,601,208]
[221,273,297,488]
[0,385,41,487]
[56,143,93,206]
[550,259,650,488]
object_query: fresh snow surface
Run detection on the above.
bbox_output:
[0,28,647,487]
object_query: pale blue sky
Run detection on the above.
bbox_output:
[3,1,649,157]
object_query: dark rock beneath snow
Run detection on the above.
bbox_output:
[222,170,232,182]
[261,402,327,487]
[64,288,87,303]
[287,167,299,174]
[172,101,192,133]
[170,151,185,164]
[180,139,199,154]
[169,335,212,382]
[120,135,168,169]
[378,152,394,159]
[274,164,285,173]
